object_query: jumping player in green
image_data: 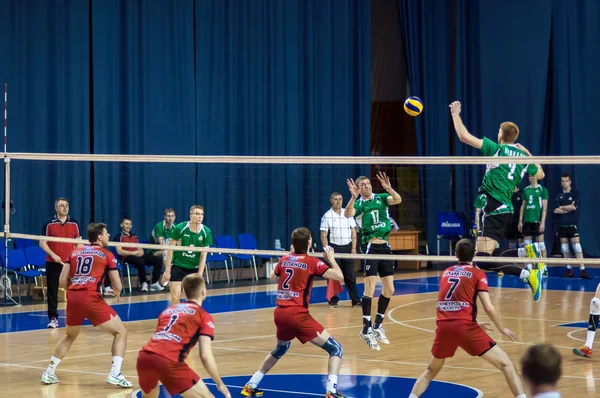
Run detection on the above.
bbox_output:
[519,176,549,272]
[345,172,402,351]
[450,101,545,301]
[161,205,212,305]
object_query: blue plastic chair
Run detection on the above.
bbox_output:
[238,233,273,260]
[206,245,231,283]
[13,238,35,250]
[215,235,258,281]
[25,246,47,267]
[3,248,44,303]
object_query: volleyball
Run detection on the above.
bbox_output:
[404,96,423,116]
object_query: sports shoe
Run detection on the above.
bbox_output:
[106,373,133,388]
[141,282,149,292]
[539,262,548,277]
[573,345,593,358]
[373,325,390,344]
[241,384,264,397]
[149,282,164,292]
[526,269,542,302]
[563,269,574,278]
[497,271,505,277]
[47,318,59,329]
[329,302,339,308]
[103,286,114,296]
[525,243,541,259]
[326,391,345,397]
[581,270,592,280]
[359,331,381,351]
[41,372,59,384]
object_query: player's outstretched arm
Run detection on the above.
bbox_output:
[449,101,483,149]
[377,172,402,205]
[199,336,232,398]
[479,292,517,341]
[515,144,545,180]
[321,246,344,281]
[58,261,70,290]
[162,239,178,284]
[344,179,359,218]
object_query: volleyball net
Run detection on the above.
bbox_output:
[2,152,600,291]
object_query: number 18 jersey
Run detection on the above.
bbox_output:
[67,244,118,292]
[274,254,330,308]
[436,264,488,323]
[142,301,215,362]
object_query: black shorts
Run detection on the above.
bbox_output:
[522,222,541,237]
[558,225,580,239]
[170,265,198,282]
[505,221,522,241]
[363,243,395,278]
[481,193,514,243]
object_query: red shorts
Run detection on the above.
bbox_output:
[274,306,324,344]
[432,320,496,358]
[66,290,117,326]
[137,350,200,395]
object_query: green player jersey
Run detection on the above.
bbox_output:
[148,221,176,254]
[473,193,487,210]
[479,137,538,214]
[354,193,391,243]
[522,185,548,223]
[170,222,212,270]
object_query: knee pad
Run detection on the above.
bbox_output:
[524,239,532,246]
[270,341,290,359]
[574,243,583,254]
[537,242,546,252]
[561,244,570,255]
[591,297,600,316]
[321,336,343,358]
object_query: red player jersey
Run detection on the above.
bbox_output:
[274,253,331,308]
[142,301,215,362]
[67,244,118,292]
[436,264,488,322]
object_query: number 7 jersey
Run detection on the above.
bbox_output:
[437,264,488,322]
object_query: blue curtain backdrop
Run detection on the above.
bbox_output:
[0,0,91,234]
[399,0,600,256]
[0,0,370,250]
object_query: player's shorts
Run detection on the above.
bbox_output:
[505,219,522,241]
[66,290,117,327]
[481,193,514,243]
[558,225,580,239]
[522,222,541,237]
[137,350,200,396]
[274,306,324,344]
[363,242,395,278]
[170,265,197,282]
[432,320,496,359]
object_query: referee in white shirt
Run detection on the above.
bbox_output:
[521,344,562,398]
[320,192,361,308]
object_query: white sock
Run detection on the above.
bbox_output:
[516,394,527,398]
[581,265,586,270]
[517,248,527,257]
[409,394,419,398]
[520,269,530,279]
[526,264,532,270]
[327,374,338,393]
[567,265,572,269]
[46,356,61,375]
[586,330,596,349]
[111,356,123,377]
[249,370,264,388]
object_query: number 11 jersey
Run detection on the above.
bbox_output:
[436,264,488,323]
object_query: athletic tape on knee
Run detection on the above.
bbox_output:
[524,239,532,245]
[574,243,583,254]
[321,336,343,358]
[591,297,600,316]
[561,244,570,254]
[270,342,290,359]
[538,242,546,252]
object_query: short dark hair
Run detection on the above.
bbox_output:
[330,192,342,199]
[455,239,475,263]
[500,121,519,143]
[54,197,69,207]
[88,223,107,242]
[561,173,571,180]
[521,344,562,386]
[182,273,205,299]
[120,217,131,224]
[291,227,311,254]
[164,208,176,215]
[190,205,204,213]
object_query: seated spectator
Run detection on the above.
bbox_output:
[148,208,177,270]
[106,217,164,293]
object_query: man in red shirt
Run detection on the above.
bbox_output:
[136,273,231,398]
[408,239,526,398]
[40,223,132,389]
[40,197,82,328]
[241,227,346,398]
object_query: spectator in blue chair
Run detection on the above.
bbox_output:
[40,197,82,329]
[148,208,177,273]
[106,217,163,293]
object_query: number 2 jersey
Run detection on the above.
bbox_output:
[436,264,488,323]
[142,301,215,362]
[274,254,331,308]
[67,244,118,292]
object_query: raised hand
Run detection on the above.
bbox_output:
[449,101,462,115]
[347,178,359,199]
[376,172,392,191]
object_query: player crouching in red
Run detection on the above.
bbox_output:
[409,239,526,398]
[41,223,132,388]
[136,273,231,398]
[241,227,346,398]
